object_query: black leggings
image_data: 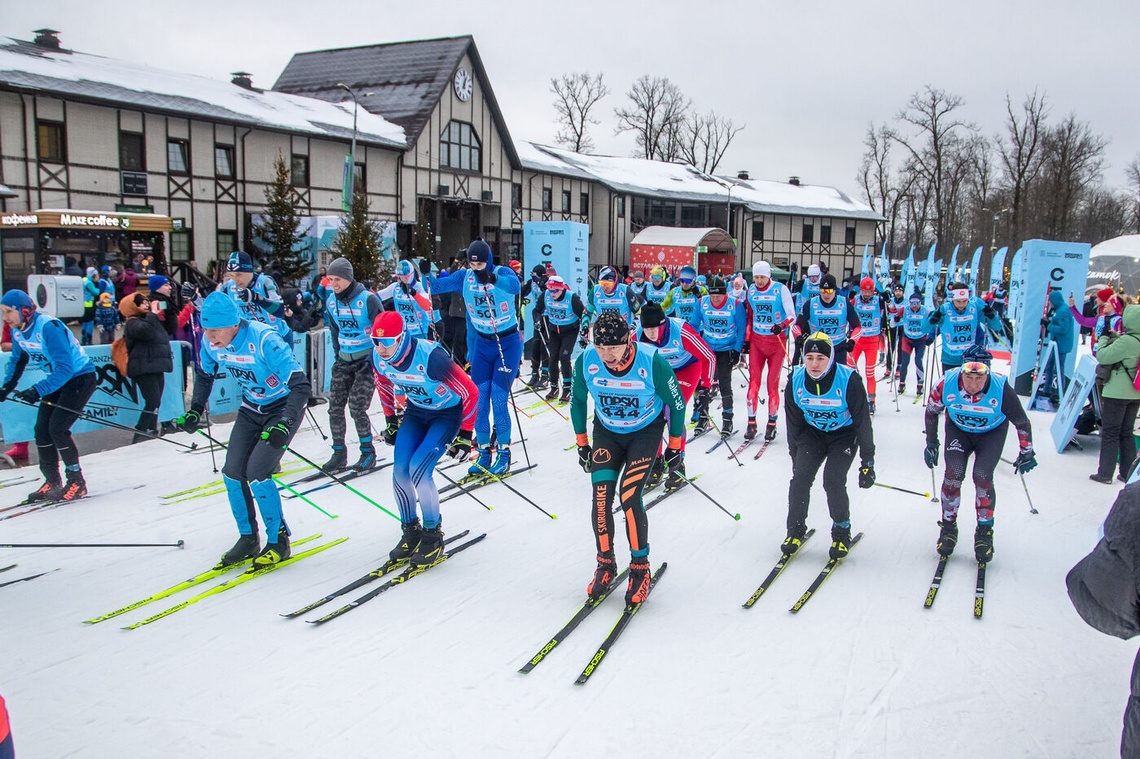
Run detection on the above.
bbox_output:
[133,372,165,436]
[35,371,97,481]
[940,420,1007,523]
[545,324,579,387]
[713,349,735,416]
[787,431,857,532]
[1097,397,1140,479]
[588,415,664,560]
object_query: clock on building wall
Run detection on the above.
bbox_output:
[453,68,473,101]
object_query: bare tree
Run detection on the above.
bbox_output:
[1126,155,1140,233]
[1037,113,1108,239]
[550,72,609,153]
[996,90,1048,245]
[676,110,744,173]
[614,75,690,162]
[857,123,916,255]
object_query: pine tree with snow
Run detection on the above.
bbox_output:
[252,150,309,285]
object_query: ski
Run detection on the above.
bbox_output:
[83,534,325,624]
[1,483,146,521]
[0,563,16,573]
[281,530,472,619]
[974,562,987,619]
[124,536,349,629]
[162,463,311,500]
[705,430,736,454]
[518,569,630,674]
[438,464,537,501]
[789,532,864,613]
[643,474,703,512]
[742,529,817,608]
[278,465,352,488]
[574,563,667,685]
[0,568,59,588]
[729,437,756,458]
[752,440,773,460]
[0,477,35,492]
[306,533,487,625]
[686,428,712,443]
[283,462,393,500]
[924,555,950,609]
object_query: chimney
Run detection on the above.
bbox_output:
[737,170,750,181]
[231,71,254,90]
[788,176,801,186]
[32,28,61,49]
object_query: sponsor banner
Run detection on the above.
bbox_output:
[1051,354,1097,453]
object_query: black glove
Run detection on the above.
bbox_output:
[176,409,202,433]
[0,383,14,403]
[770,324,784,335]
[924,441,939,469]
[727,350,740,367]
[577,444,592,473]
[578,331,590,349]
[180,281,199,301]
[14,387,39,404]
[843,338,856,353]
[382,415,400,446]
[924,336,934,346]
[1013,447,1037,474]
[1040,317,1049,328]
[419,258,432,276]
[447,429,473,460]
[663,446,683,472]
[234,287,252,304]
[260,419,293,449]
[928,310,943,325]
[474,268,496,285]
[858,462,876,489]
[982,306,996,319]
[740,342,750,358]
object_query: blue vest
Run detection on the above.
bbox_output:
[542,290,578,327]
[939,299,985,362]
[220,276,292,342]
[902,306,931,340]
[796,278,821,311]
[391,284,432,340]
[10,313,94,383]
[591,283,633,326]
[667,286,701,327]
[628,282,646,300]
[638,317,692,371]
[807,297,848,344]
[371,338,461,411]
[747,282,791,331]
[698,295,739,351]
[854,295,883,337]
[582,343,662,434]
[199,320,299,407]
[461,270,519,335]
[326,288,374,353]
[791,365,855,432]
[644,282,670,305]
[943,369,1007,433]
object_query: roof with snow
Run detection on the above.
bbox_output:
[0,37,406,149]
[1091,234,1140,259]
[520,143,884,222]
[630,226,734,250]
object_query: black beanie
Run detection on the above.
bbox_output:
[707,275,726,294]
[593,312,631,346]
[640,302,666,328]
[802,332,833,358]
[820,273,837,290]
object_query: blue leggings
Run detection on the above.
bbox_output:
[470,331,522,446]
[392,405,462,528]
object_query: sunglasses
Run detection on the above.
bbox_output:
[961,361,990,376]
[820,287,835,294]
[678,277,694,285]
[372,335,401,348]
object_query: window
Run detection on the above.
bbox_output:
[291,154,309,187]
[169,231,192,262]
[120,132,145,171]
[580,192,589,216]
[680,204,705,227]
[752,219,765,240]
[616,196,625,217]
[561,190,571,213]
[167,139,190,174]
[542,188,552,212]
[215,145,235,178]
[632,197,677,227]
[440,120,482,172]
[802,222,814,244]
[512,183,522,209]
[845,225,857,245]
[216,230,238,258]
[353,163,366,193]
[820,224,832,245]
[36,120,66,162]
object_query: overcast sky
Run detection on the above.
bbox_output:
[4,0,1138,196]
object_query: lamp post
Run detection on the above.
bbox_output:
[336,82,362,165]
[983,207,1010,252]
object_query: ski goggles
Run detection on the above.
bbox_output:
[372,334,402,348]
[961,361,990,376]
[678,276,694,285]
[820,287,836,294]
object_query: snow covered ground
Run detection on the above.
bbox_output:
[0,360,1133,758]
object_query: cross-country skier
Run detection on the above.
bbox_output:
[882,284,906,379]
[585,266,638,328]
[0,289,97,501]
[533,275,584,402]
[794,273,861,367]
[370,311,477,567]
[897,293,934,395]
[923,344,1035,563]
[218,251,293,346]
[572,311,686,605]
[636,302,716,491]
[661,265,707,328]
[783,332,876,559]
[742,260,796,443]
[790,264,823,364]
[849,277,890,414]
[627,269,647,307]
[926,281,1003,372]
[375,259,437,340]
[176,292,311,567]
[643,266,671,306]
[429,238,521,476]
[696,275,746,438]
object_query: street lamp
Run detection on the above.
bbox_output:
[336,83,372,174]
[983,207,1010,252]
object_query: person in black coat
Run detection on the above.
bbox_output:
[1067,483,1140,758]
[119,293,173,444]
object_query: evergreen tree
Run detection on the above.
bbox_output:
[333,189,386,287]
[411,211,434,265]
[253,150,309,285]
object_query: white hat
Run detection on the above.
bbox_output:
[752,261,771,278]
[807,264,821,277]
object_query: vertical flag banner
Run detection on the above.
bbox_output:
[860,244,871,278]
[1008,248,1025,323]
[968,246,984,293]
[922,242,938,311]
[901,245,915,295]
[947,244,960,284]
[341,154,353,211]
[989,246,1010,293]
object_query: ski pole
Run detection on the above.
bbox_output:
[0,568,58,587]
[674,473,741,521]
[0,541,185,548]
[13,397,199,451]
[1020,472,1039,515]
[708,417,745,467]
[306,406,329,441]
[470,461,554,519]
[272,473,338,519]
[930,468,939,503]
[436,466,492,511]
[281,444,400,522]
[872,481,931,499]
[205,410,219,474]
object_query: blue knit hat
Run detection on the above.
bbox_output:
[148,275,169,292]
[466,239,492,264]
[1,289,35,314]
[226,251,254,273]
[199,291,241,328]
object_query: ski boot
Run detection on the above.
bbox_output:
[868,400,876,416]
[468,445,493,476]
[645,458,667,491]
[559,381,572,403]
[764,419,778,442]
[974,523,994,564]
[524,370,548,391]
[936,520,958,556]
[626,558,652,605]
[322,445,348,473]
[544,385,561,401]
[60,470,87,501]
[488,446,511,476]
[351,446,377,474]
[743,419,758,442]
[410,524,445,568]
[218,533,260,567]
[693,412,712,436]
[389,518,422,563]
[27,479,63,503]
[587,552,618,600]
[720,414,733,439]
[663,459,687,493]
[915,383,924,397]
[829,523,852,560]
[253,526,291,567]
[781,524,807,556]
